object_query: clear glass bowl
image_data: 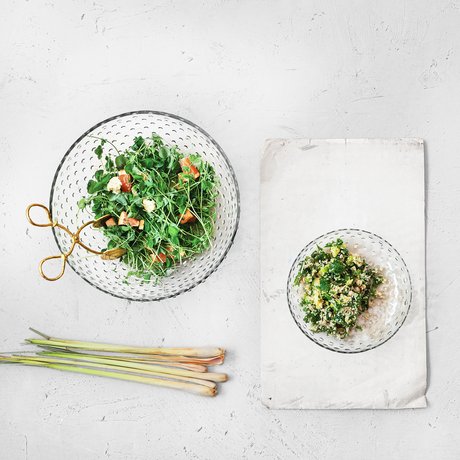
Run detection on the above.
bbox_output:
[49,111,240,301]
[287,229,412,353]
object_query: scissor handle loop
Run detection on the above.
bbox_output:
[38,254,66,281]
[26,204,57,227]
[27,203,106,281]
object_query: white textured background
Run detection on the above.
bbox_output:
[0,1,459,459]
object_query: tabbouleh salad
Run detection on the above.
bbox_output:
[294,238,385,339]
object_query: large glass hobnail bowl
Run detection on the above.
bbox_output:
[287,229,412,353]
[49,111,240,301]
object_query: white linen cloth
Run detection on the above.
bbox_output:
[260,139,427,409]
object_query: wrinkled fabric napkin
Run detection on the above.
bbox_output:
[261,139,426,409]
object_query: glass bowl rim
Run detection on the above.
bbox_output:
[286,228,413,354]
[49,110,241,302]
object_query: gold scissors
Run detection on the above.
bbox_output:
[26,204,126,281]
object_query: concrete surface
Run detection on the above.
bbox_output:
[1,0,459,458]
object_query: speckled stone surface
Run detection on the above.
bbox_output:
[1,0,460,458]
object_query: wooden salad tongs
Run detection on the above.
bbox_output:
[26,204,126,281]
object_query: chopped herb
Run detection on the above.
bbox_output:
[294,238,384,339]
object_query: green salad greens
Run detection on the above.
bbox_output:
[294,238,384,339]
[78,134,219,283]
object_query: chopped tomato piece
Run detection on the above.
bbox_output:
[179,208,196,224]
[119,174,132,193]
[165,246,185,259]
[165,246,175,259]
[118,170,132,193]
[150,252,167,263]
[105,217,116,227]
[127,217,140,227]
[179,158,200,179]
[118,212,140,227]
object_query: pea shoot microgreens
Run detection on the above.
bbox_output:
[78,134,219,283]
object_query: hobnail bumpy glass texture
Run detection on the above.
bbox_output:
[287,229,412,353]
[50,111,240,301]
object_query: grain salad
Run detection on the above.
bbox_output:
[294,238,385,339]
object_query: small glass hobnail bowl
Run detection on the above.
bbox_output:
[286,229,412,353]
[49,111,240,301]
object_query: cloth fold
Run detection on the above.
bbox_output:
[260,138,426,410]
